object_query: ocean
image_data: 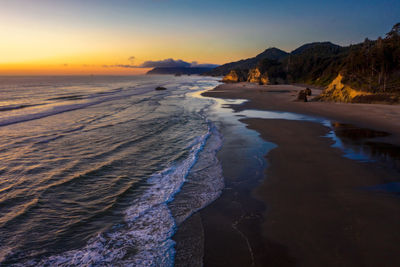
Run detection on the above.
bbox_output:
[0,75,223,266]
[2,75,399,267]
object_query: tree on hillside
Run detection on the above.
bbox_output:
[387,23,400,38]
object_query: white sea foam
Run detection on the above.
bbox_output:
[169,123,224,225]
[0,87,152,127]
[21,122,219,266]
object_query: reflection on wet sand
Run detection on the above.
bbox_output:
[332,122,400,170]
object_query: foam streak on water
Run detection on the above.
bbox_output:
[21,122,220,267]
[0,76,225,266]
[0,87,152,127]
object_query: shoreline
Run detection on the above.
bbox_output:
[202,83,400,145]
[198,82,400,266]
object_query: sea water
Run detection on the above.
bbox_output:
[0,75,223,266]
[2,75,399,266]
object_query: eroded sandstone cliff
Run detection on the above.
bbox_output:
[222,69,249,83]
[247,68,261,83]
[223,68,269,85]
[317,74,369,102]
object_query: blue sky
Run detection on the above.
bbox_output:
[1,0,399,74]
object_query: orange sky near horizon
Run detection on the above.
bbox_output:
[0,10,249,76]
[0,17,229,75]
[0,64,150,76]
[1,0,397,75]
[0,40,244,75]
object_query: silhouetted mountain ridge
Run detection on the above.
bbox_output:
[206,47,288,76]
[290,42,344,55]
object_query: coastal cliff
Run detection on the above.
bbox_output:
[247,68,269,84]
[212,23,400,104]
[247,68,261,83]
[317,74,368,102]
[222,67,270,85]
[318,74,400,103]
[222,69,249,82]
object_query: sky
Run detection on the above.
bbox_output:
[0,0,399,75]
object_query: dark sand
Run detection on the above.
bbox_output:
[197,83,400,266]
[198,117,295,267]
[203,83,400,145]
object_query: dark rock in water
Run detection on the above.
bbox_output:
[297,90,308,102]
[305,88,312,96]
[155,86,167,91]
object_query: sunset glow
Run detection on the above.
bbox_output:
[1,0,400,265]
[1,0,399,75]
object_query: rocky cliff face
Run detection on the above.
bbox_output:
[318,74,400,103]
[247,68,261,83]
[317,74,368,102]
[248,68,270,85]
[223,68,269,85]
[222,70,240,82]
[260,72,269,85]
[222,70,248,83]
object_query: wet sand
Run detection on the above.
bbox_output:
[198,117,295,267]
[198,83,400,266]
[203,83,400,145]
[245,119,400,266]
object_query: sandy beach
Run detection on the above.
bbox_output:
[199,83,400,266]
[203,83,400,145]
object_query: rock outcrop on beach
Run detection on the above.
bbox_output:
[317,74,400,103]
[316,74,365,102]
[222,68,270,85]
[247,68,261,83]
[297,90,308,102]
[210,23,400,104]
[222,69,249,83]
[260,72,269,85]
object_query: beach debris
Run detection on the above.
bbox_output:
[155,86,167,91]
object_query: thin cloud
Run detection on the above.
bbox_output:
[115,64,136,68]
[139,58,191,68]
[128,56,136,64]
[102,64,136,68]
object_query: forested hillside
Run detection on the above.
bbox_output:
[207,23,400,103]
